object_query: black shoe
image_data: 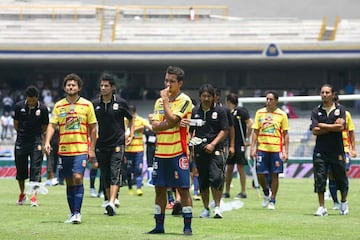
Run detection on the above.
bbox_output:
[184,228,192,236]
[222,192,230,198]
[147,228,165,234]
[171,201,182,215]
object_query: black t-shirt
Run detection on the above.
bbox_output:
[93,95,133,149]
[190,104,229,148]
[14,100,49,144]
[310,103,346,153]
[232,106,250,152]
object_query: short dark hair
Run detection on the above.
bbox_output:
[63,73,83,89]
[226,92,238,105]
[25,85,39,98]
[100,74,115,86]
[129,104,136,113]
[265,90,279,100]
[166,66,184,81]
[199,83,215,97]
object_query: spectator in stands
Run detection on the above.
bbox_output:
[354,82,360,113]
[14,86,49,207]
[2,94,14,114]
[310,84,348,216]
[250,90,289,210]
[1,111,13,140]
[344,81,355,95]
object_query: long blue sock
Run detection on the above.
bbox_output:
[167,189,174,203]
[329,179,338,203]
[66,186,75,214]
[73,184,84,214]
[193,176,199,195]
[154,214,165,231]
[182,206,192,232]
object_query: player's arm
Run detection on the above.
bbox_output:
[282,130,289,162]
[44,123,56,154]
[250,129,259,159]
[349,130,357,158]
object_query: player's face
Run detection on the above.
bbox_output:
[164,73,182,96]
[100,80,114,97]
[64,80,80,97]
[200,91,214,110]
[265,93,278,111]
[320,86,333,104]
[26,96,38,108]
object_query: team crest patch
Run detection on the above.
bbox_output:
[211,112,218,119]
[113,103,119,110]
[35,109,41,116]
[334,109,340,116]
[178,156,189,170]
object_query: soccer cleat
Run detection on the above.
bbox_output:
[235,192,247,199]
[30,196,38,207]
[72,213,82,224]
[128,189,134,196]
[222,192,230,198]
[214,206,223,219]
[136,189,143,196]
[200,208,210,218]
[332,202,340,210]
[90,188,97,198]
[267,202,275,210]
[101,200,109,208]
[262,194,271,208]
[314,206,328,216]
[16,193,27,205]
[166,202,174,209]
[340,201,349,215]
[183,228,193,236]
[114,198,120,208]
[193,194,201,201]
[51,178,59,186]
[64,214,74,223]
[171,201,182,215]
[105,202,116,216]
[147,228,165,234]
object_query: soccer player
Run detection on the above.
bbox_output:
[14,85,49,207]
[310,84,348,216]
[125,104,151,196]
[44,73,97,224]
[250,90,289,210]
[147,66,193,235]
[223,92,253,199]
[92,74,134,216]
[328,93,356,210]
[190,83,229,218]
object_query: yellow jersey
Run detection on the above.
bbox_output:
[153,92,192,158]
[125,115,149,153]
[252,107,289,152]
[50,97,97,156]
[343,111,355,153]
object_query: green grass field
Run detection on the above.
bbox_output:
[1,177,359,240]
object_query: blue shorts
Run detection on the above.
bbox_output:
[255,151,283,174]
[151,153,190,188]
[59,154,87,178]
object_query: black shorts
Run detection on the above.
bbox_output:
[313,152,347,193]
[96,146,125,188]
[195,149,225,191]
[14,141,43,182]
[226,151,247,165]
